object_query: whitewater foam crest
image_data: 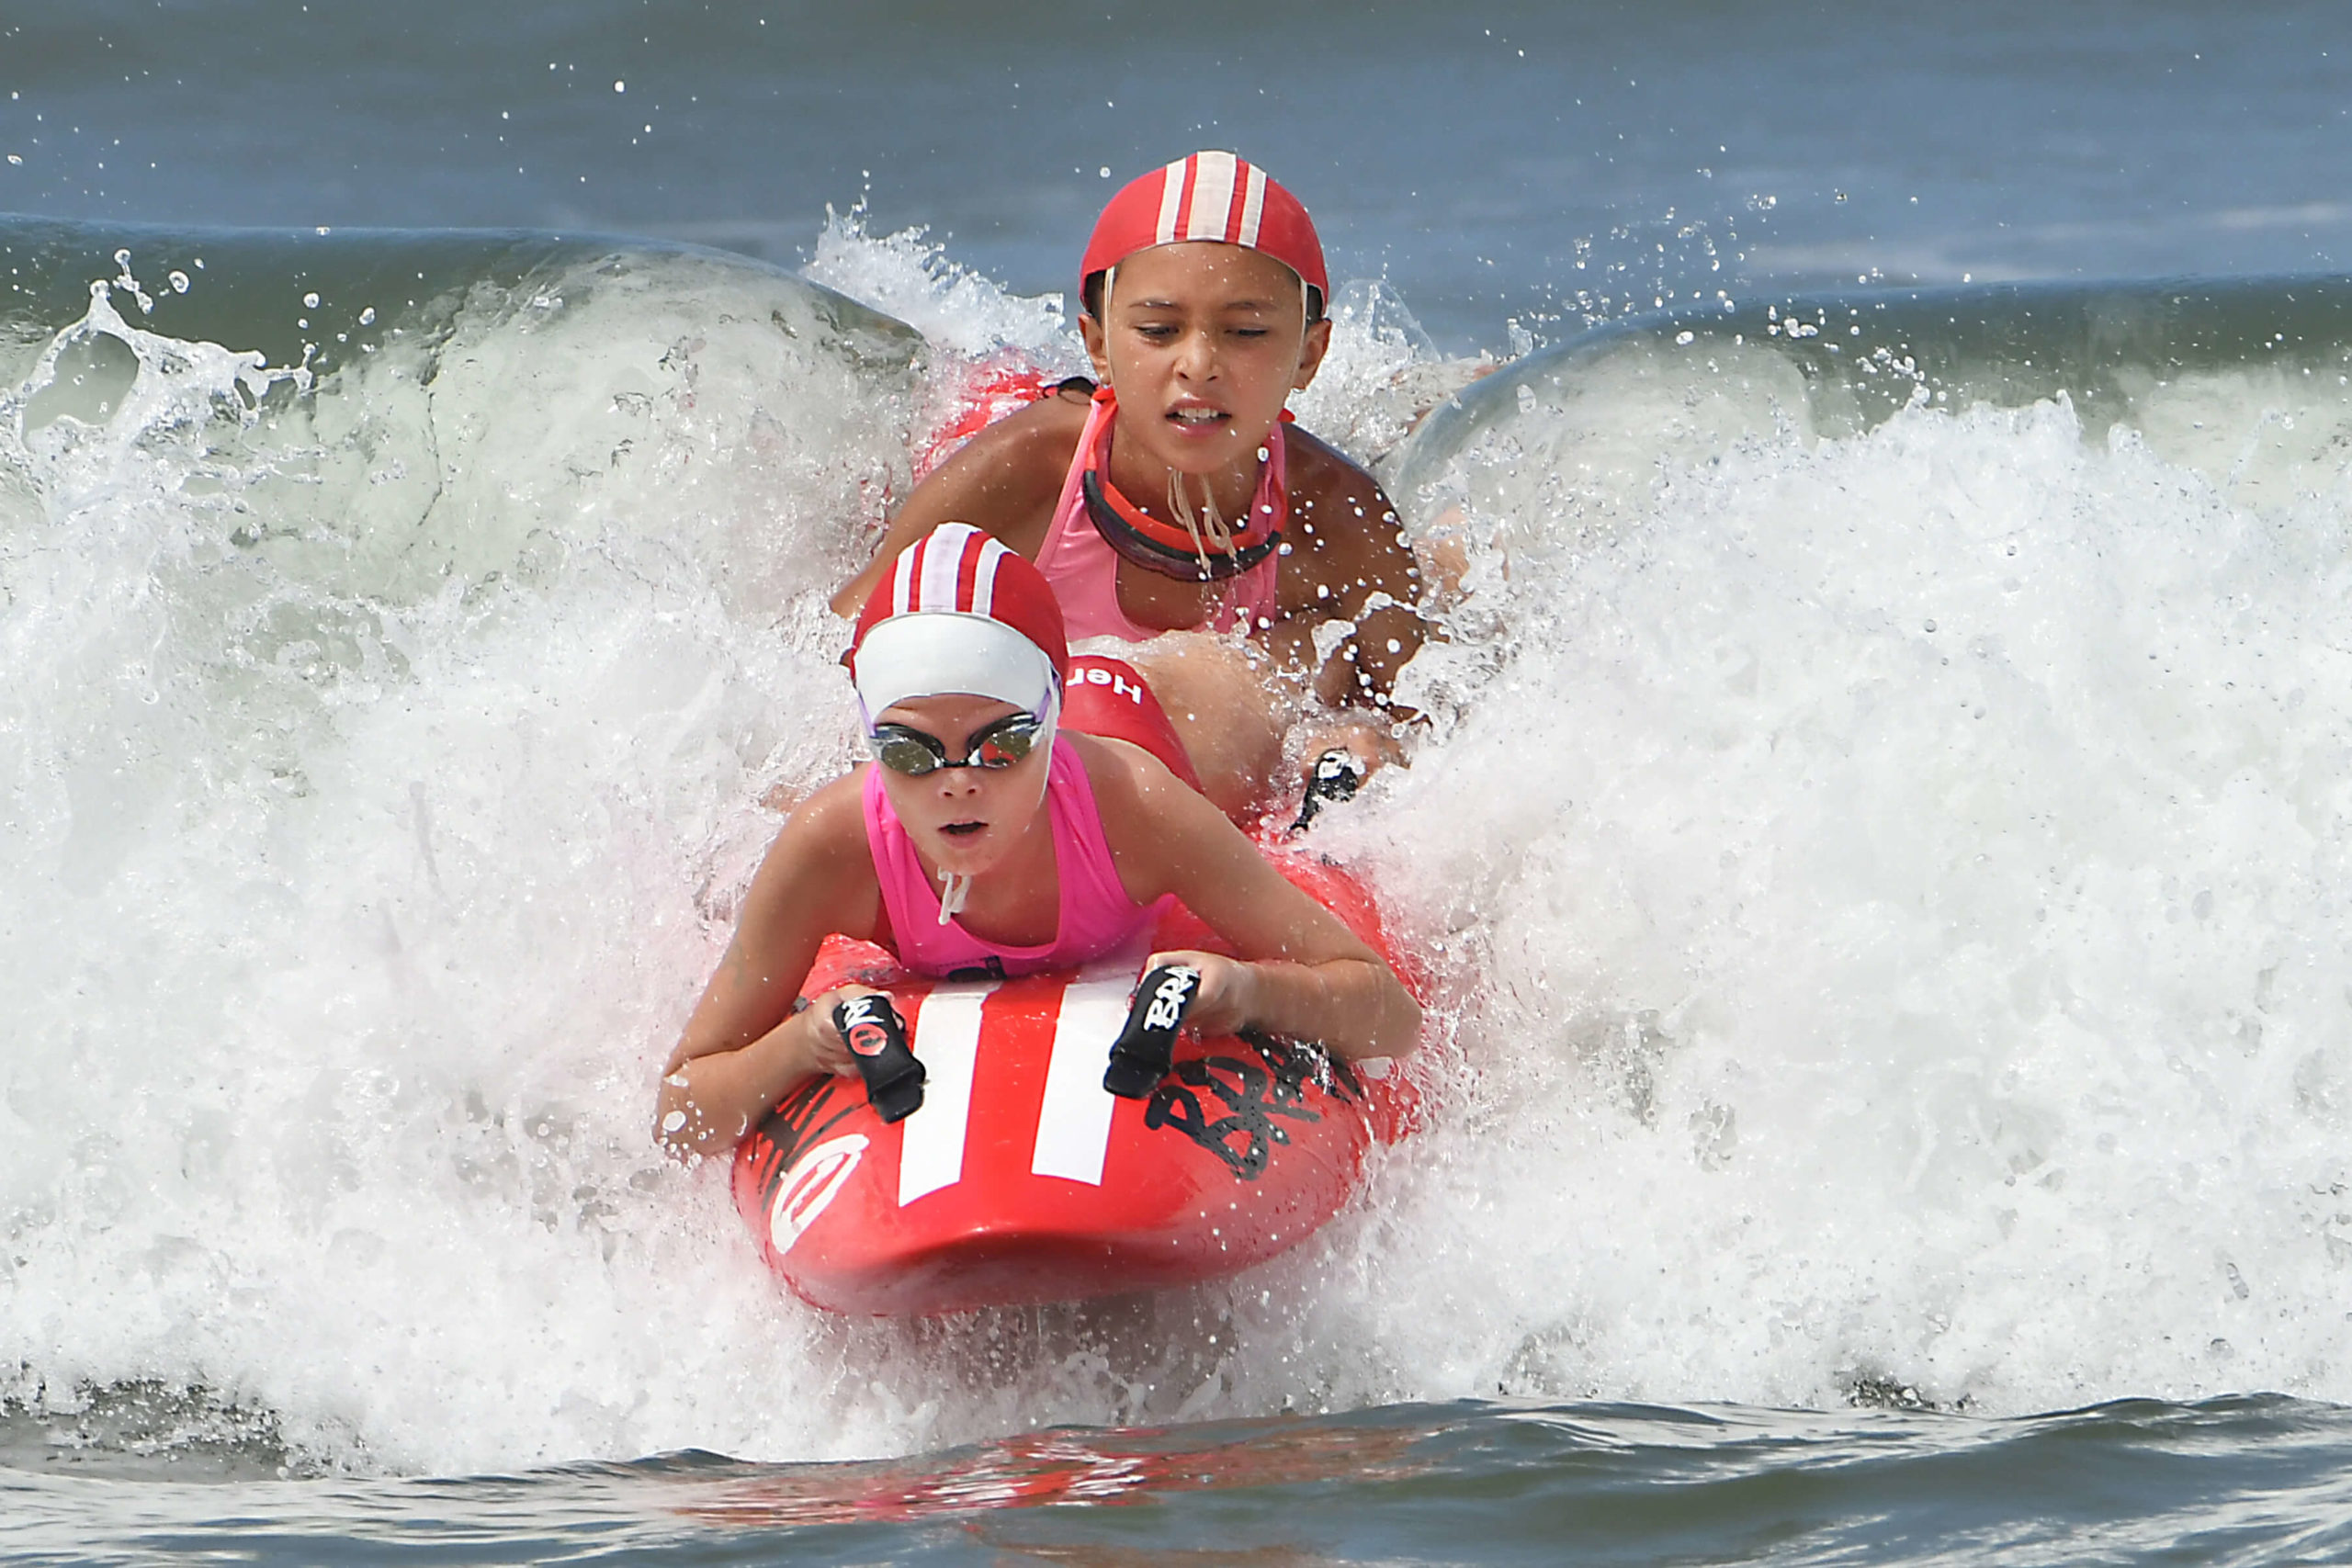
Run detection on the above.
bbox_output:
[1329,382,2352,1414]
[9,228,2352,1473]
[802,210,1073,365]
[0,243,940,1472]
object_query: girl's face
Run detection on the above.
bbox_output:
[871,694,1051,878]
[1081,242,1332,478]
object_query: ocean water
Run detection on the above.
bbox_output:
[10,3,2352,1562]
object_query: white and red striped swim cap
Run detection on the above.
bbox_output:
[1081,151,1328,307]
[849,524,1069,718]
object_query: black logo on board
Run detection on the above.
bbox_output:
[745,1075,856,1205]
[1141,1032,1362,1180]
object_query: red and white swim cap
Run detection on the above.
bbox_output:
[849,523,1069,718]
[1081,151,1329,307]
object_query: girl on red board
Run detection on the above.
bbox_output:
[660,525,1419,1158]
[831,152,1430,826]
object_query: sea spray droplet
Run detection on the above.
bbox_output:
[303,292,320,310]
[167,271,189,293]
[358,307,376,326]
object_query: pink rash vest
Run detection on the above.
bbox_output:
[861,737,1172,978]
[1033,387,1284,642]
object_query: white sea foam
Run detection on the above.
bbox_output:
[1329,375,2352,1416]
[6,231,2352,1475]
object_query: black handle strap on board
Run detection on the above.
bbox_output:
[832,993,925,1122]
[1291,748,1367,832]
[1103,964,1200,1099]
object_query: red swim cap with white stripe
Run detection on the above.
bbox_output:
[1081,151,1328,306]
[849,524,1069,718]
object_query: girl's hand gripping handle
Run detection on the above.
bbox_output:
[1103,964,1199,1099]
[832,993,926,1122]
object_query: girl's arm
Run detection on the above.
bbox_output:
[1270,428,1431,712]
[1085,739,1421,1060]
[653,775,884,1159]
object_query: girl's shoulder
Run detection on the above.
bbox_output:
[1064,729,1144,808]
[899,379,1092,550]
[1069,732,1227,842]
[1279,423,1408,568]
[734,767,885,948]
[777,769,878,866]
[1065,730,1230,904]
[1282,421,1392,510]
[942,378,1091,478]
[829,384,1089,615]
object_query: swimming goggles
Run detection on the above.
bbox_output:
[867,712,1047,776]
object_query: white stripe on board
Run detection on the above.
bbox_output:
[896,982,994,1205]
[1185,152,1238,242]
[1029,963,1137,1186]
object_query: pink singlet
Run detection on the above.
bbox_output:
[1033,388,1284,641]
[861,736,1173,979]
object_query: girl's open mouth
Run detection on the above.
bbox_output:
[941,820,987,838]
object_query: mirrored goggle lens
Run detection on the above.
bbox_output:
[871,730,950,775]
[868,716,1044,776]
[967,716,1042,768]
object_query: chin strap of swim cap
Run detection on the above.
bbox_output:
[1023,675,1062,816]
[1035,674,1062,755]
[935,869,974,924]
[1166,469,1237,579]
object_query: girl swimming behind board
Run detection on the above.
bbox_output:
[830,152,1430,827]
[659,524,1420,1159]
